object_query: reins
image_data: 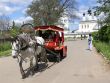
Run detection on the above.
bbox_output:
[12,36,33,62]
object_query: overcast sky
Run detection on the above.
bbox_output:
[0,0,97,30]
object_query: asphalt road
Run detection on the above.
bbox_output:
[0,40,110,83]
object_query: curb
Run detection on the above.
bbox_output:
[100,52,110,63]
[94,46,110,64]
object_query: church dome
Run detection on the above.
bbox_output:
[82,9,97,21]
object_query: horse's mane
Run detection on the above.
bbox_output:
[12,33,44,51]
[21,33,31,45]
[12,33,31,50]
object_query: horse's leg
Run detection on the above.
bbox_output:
[30,55,39,75]
[44,52,48,67]
[43,48,48,64]
[30,58,34,75]
[34,45,39,70]
[35,54,39,70]
[19,59,26,79]
[41,48,48,66]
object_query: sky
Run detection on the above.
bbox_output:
[70,0,98,31]
[0,0,98,31]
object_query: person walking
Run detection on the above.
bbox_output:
[88,34,92,51]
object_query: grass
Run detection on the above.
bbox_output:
[93,41,110,60]
[0,50,11,57]
[0,42,11,52]
[0,42,11,57]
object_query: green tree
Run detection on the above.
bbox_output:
[0,15,10,34]
[92,32,99,41]
[98,25,108,42]
[95,0,110,25]
[26,0,76,26]
[10,21,20,37]
[95,0,110,43]
[106,26,110,43]
[12,21,15,29]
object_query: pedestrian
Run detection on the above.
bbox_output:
[84,34,86,39]
[81,34,82,40]
[88,34,92,50]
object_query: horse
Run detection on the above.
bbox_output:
[11,33,48,79]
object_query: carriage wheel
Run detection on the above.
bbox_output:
[40,48,48,66]
[56,53,61,62]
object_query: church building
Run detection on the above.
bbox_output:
[57,14,70,34]
[75,9,99,35]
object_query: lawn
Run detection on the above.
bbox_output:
[0,50,11,57]
[93,41,110,60]
[0,42,11,57]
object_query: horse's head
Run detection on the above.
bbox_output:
[11,37,21,58]
[11,35,34,58]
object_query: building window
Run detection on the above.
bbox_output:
[87,24,89,28]
[82,25,83,29]
[64,20,67,22]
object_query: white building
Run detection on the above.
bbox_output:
[57,14,70,34]
[75,11,99,34]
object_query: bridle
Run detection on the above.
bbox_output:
[12,37,30,62]
[12,40,20,52]
[11,35,40,62]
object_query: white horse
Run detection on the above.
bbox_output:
[11,33,48,79]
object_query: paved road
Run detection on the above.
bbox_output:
[0,40,110,83]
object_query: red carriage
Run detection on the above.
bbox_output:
[34,25,67,62]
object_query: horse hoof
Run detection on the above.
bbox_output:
[30,71,34,76]
[22,75,26,79]
[45,63,48,67]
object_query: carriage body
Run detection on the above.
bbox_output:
[34,25,67,61]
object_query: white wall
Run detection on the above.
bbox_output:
[58,15,70,34]
[78,21,98,33]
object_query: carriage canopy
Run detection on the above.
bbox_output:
[34,25,64,32]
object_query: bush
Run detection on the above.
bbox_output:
[0,42,11,52]
[92,32,99,41]
[0,50,11,57]
[10,27,20,37]
[93,41,110,60]
[106,27,110,43]
[97,25,110,43]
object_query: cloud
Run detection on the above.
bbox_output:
[75,0,97,19]
[22,8,28,15]
[76,5,89,18]
[0,0,32,16]
[0,0,32,5]
[14,16,33,24]
[0,3,19,15]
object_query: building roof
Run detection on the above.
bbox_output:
[93,24,99,30]
[80,20,97,23]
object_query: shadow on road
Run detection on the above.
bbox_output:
[23,60,57,79]
[22,54,66,79]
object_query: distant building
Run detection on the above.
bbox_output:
[75,10,99,35]
[57,14,70,34]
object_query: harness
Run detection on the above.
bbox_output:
[12,44,28,62]
[12,36,38,62]
[12,34,46,63]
